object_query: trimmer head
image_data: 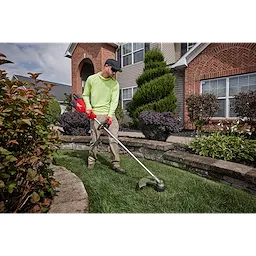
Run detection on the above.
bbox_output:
[137,176,166,192]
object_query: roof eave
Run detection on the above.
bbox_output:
[64,43,119,58]
[64,43,77,58]
[171,43,210,69]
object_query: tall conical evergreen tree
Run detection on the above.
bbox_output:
[127,48,177,126]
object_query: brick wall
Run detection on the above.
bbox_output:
[184,43,256,129]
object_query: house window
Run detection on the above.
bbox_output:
[201,73,256,118]
[120,86,137,109]
[187,43,196,51]
[121,43,144,67]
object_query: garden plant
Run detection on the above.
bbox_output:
[0,53,59,213]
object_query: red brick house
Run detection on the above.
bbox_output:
[65,43,256,130]
[172,43,256,129]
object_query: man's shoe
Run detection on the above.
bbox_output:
[112,167,126,174]
[88,163,95,169]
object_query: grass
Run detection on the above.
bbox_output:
[54,150,256,213]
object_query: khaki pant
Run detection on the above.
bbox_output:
[88,115,120,169]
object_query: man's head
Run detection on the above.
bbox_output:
[105,59,122,73]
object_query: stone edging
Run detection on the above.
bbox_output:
[60,135,256,195]
[49,165,89,213]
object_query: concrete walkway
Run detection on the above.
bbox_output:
[49,165,89,213]
[49,132,193,213]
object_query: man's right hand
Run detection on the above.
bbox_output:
[85,110,96,120]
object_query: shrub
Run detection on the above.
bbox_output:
[115,102,124,125]
[63,93,72,112]
[59,111,90,136]
[127,49,177,127]
[139,110,180,141]
[44,98,61,125]
[233,91,256,121]
[189,132,256,162]
[186,93,219,132]
[0,54,60,213]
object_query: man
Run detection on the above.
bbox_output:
[82,59,126,174]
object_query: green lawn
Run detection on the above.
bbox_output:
[54,150,256,213]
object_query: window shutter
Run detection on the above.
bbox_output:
[144,43,150,53]
[181,43,187,56]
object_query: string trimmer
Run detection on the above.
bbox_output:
[72,94,166,192]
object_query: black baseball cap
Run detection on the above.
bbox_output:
[105,59,122,72]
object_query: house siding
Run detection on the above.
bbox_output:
[117,62,144,89]
[172,70,184,127]
[117,43,180,89]
[161,43,177,65]
[150,40,180,66]
[184,43,256,129]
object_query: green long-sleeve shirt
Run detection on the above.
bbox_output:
[82,72,120,118]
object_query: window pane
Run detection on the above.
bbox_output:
[239,75,249,92]
[249,74,256,85]
[123,89,128,99]
[229,77,239,96]
[249,84,256,91]
[133,43,144,51]
[214,99,225,117]
[123,54,132,67]
[134,50,143,63]
[202,81,209,94]
[229,98,237,117]
[249,74,256,91]
[123,43,132,55]
[217,79,226,97]
[209,80,217,96]
[133,87,137,94]
[123,88,132,99]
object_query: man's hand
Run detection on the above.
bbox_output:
[85,110,96,120]
[105,116,112,126]
[102,116,112,129]
[98,116,113,130]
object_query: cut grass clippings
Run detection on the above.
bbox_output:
[54,150,256,213]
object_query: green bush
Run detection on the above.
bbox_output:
[189,132,256,162]
[127,49,177,127]
[44,98,61,125]
[0,54,60,213]
[115,102,124,124]
[63,93,72,112]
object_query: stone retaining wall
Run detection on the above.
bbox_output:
[60,135,256,195]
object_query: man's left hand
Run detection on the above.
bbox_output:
[98,116,112,130]
[105,116,112,126]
